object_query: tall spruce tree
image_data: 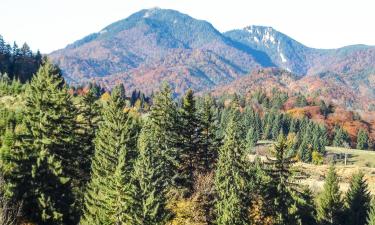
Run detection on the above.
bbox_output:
[291,187,317,225]
[345,171,371,225]
[131,121,170,225]
[245,127,258,154]
[317,165,343,225]
[178,89,201,194]
[214,110,249,225]
[146,84,180,189]
[198,95,220,172]
[81,88,137,225]
[356,129,369,150]
[265,135,298,224]
[4,61,77,224]
[333,126,349,148]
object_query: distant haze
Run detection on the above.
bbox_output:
[1,0,374,53]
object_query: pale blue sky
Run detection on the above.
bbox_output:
[1,0,374,53]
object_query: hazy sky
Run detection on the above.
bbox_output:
[1,0,374,53]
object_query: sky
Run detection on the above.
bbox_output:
[1,0,374,53]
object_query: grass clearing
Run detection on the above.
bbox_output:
[252,141,375,194]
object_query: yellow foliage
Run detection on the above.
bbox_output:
[312,151,324,165]
[167,196,207,225]
[286,108,307,118]
[286,132,297,148]
[134,99,142,110]
[100,91,111,101]
[249,196,275,225]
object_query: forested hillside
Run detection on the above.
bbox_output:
[0,61,374,225]
[0,35,43,82]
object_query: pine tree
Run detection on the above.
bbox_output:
[198,95,220,172]
[367,204,375,225]
[291,187,317,225]
[75,88,101,186]
[178,89,201,194]
[317,164,343,225]
[264,135,298,224]
[333,126,349,148]
[214,111,249,225]
[112,83,126,100]
[345,171,371,225]
[5,61,77,224]
[81,88,137,225]
[146,84,180,189]
[356,129,369,150]
[131,122,170,225]
[245,127,258,153]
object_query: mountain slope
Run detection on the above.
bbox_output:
[224,26,318,75]
[50,8,275,89]
[224,26,375,100]
[49,8,375,109]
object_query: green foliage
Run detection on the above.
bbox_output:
[0,74,24,96]
[312,151,324,165]
[344,171,371,225]
[178,89,202,194]
[291,187,317,225]
[147,84,180,188]
[0,36,43,82]
[333,126,350,148]
[264,136,299,224]
[295,94,308,107]
[356,129,369,150]
[245,127,258,153]
[81,89,137,225]
[2,61,77,224]
[214,111,249,225]
[131,122,171,225]
[317,165,343,225]
[367,204,375,225]
[319,100,333,118]
[198,95,220,172]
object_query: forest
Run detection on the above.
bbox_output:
[0,39,374,224]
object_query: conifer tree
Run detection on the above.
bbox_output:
[5,61,78,224]
[291,187,317,225]
[245,127,258,153]
[75,88,101,186]
[112,83,126,100]
[265,135,298,224]
[333,126,349,148]
[317,165,343,225]
[367,204,375,225]
[178,89,201,193]
[198,95,220,172]
[147,84,180,188]
[214,110,249,225]
[356,129,369,150]
[131,122,170,225]
[345,171,371,225]
[81,88,136,225]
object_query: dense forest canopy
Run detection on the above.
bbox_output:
[0,35,42,82]
[0,60,374,224]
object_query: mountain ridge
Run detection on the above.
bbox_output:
[49,8,375,110]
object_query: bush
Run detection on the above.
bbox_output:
[312,151,324,165]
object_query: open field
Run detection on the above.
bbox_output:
[252,142,375,194]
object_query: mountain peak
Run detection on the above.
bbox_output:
[243,25,278,46]
[142,7,162,18]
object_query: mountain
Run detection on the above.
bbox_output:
[224,26,317,75]
[50,8,275,90]
[49,8,375,110]
[224,26,375,100]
